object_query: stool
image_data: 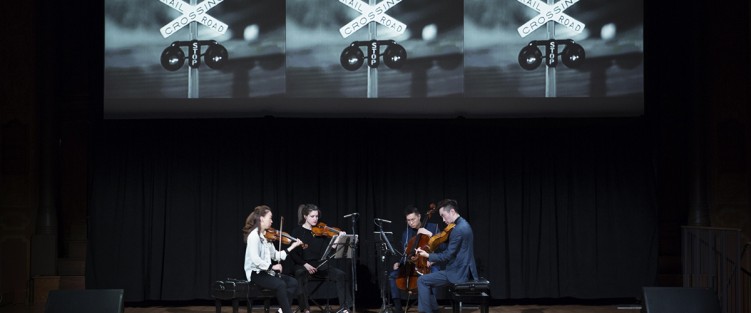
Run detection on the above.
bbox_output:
[247,285,276,313]
[448,278,490,313]
[305,276,336,313]
[212,278,275,313]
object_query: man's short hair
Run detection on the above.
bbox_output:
[404,205,420,216]
[436,199,458,214]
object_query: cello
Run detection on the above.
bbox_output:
[395,203,436,292]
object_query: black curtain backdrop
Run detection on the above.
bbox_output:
[86,117,658,302]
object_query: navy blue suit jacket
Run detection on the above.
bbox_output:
[427,216,478,283]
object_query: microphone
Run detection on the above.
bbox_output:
[374,218,392,223]
[343,212,359,218]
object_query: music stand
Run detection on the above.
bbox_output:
[320,235,358,263]
[315,234,358,312]
[318,235,339,268]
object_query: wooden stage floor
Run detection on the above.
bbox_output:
[122,305,641,313]
[0,303,643,313]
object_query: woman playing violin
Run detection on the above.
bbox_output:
[243,205,304,313]
[287,204,352,313]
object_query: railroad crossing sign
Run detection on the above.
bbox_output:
[517,0,585,38]
[338,0,407,38]
[159,0,228,38]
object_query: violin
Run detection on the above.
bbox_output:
[264,227,308,249]
[310,222,342,238]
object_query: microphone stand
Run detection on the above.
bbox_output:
[376,220,400,313]
[344,213,359,313]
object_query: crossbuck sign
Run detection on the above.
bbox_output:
[339,0,406,38]
[517,0,585,38]
[159,0,228,38]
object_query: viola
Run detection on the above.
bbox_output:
[310,222,342,238]
[264,227,308,249]
[422,222,455,253]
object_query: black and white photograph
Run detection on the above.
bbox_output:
[104,0,286,99]
[464,0,643,98]
[285,0,463,98]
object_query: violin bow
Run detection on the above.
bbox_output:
[278,216,284,253]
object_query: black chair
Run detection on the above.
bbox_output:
[212,278,275,313]
[303,275,337,313]
[45,289,124,313]
[641,287,721,313]
[448,278,490,313]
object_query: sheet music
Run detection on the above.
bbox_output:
[320,234,358,260]
[320,235,339,261]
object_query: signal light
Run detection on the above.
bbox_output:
[561,42,585,68]
[518,44,543,71]
[383,44,407,69]
[160,40,229,71]
[341,45,365,71]
[204,43,228,69]
[340,40,407,71]
[518,39,585,70]
[161,44,185,71]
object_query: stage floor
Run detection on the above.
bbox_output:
[1,304,642,313]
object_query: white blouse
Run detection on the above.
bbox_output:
[244,228,288,281]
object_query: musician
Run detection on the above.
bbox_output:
[414,199,479,313]
[388,205,442,313]
[243,205,304,313]
[287,204,352,313]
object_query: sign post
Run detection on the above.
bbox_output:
[516,0,586,97]
[367,0,378,98]
[158,0,229,98]
[545,0,556,97]
[338,0,407,98]
[188,0,199,98]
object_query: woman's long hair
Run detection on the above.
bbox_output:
[243,205,271,243]
[297,203,319,225]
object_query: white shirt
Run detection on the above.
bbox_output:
[244,228,288,281]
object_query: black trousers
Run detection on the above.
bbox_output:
[251,271,299,313]
[294,264,351,311]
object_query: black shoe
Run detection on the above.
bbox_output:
[392,299,403,312]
